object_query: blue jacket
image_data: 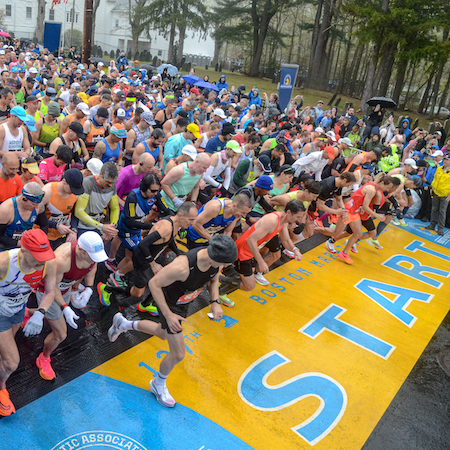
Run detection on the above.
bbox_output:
[248,89,262,108]
[216,75,229,92]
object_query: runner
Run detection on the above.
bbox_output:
[0,229,56,416]
[107,235,238,408]
[33,232,107,381]
[219,201,306,306]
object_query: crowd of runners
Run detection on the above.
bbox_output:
[0,41,449,414]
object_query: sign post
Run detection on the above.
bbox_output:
[278,64,299,113]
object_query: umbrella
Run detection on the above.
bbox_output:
[181,74,201,85]
[137,64,155,72]
[157,64,178,77]
[194,80,219,92]
[0,31,11,38]
[367,97,397,109]
[88,57,108,65]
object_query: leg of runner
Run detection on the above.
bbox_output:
[37,317,67,380]
[337,220,362,265]
[0,325,21,416]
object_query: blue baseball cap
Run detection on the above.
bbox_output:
[361,164,374,173]
[23,114,37,131]
[10,106,28,122]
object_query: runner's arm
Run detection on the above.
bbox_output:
[279,226,302,261]
[74,193,102,229]
[246,215,278,267]
[191,201,221,241]
[109,194,120,224]
[38,259,57,312]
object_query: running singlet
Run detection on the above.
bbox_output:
[120,102,134,119]
[117,188,156,238]
[345,182,385,220]
[344,152,369,173]
[5,197,38,241]
[131,124,151,147]
[36,240,94,295]
[0,248,46,316]
[186,199,235,244]
[163,247,219,307]
[38,119,59,146]
[100,137,121,163]
[142,141,160,160]
[236,212,284,261]
[0,123,24,152]
[85,121,106,148]
[45,182,77,241]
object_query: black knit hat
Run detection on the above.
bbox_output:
[207,235,238,264]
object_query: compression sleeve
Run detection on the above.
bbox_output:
[348,164,358,173]
[35,211,49,234]
[259,196,275,214]
[138,230,162,262]
[74,194,101,229]
[387,195,399,209]
[109,194,120,224]
[124,197,154,230]
[202,165,221,188]
[223,167,231,191]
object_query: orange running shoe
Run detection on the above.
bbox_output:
[0,388,16,416]
[337,251,354,265]
[36,353,56,380]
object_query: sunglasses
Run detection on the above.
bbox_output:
[149,188,160,193]
[102,172,116,185]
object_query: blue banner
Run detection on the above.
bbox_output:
[278,64,299,113]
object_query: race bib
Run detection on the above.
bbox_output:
[0,293,29,317]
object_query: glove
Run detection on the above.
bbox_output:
[71,287,93,309]
[63,306,80,329]
[173,197,184,209]
[23,311,44,337]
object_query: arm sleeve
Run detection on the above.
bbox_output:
[123,194,154,230]
[203,165,221,188]
[387,195,399,209]
[258,196,275,214]
[348,164,358,173]
[223,167,231,190]
[138,230,162,262]
[35,211,49,234]
[74,193,100,229]
[0,223,17,248]
[168,237,182,255]
[109,194,120,224]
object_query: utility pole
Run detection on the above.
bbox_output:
[82,0,93,64]
[69,0,75,48]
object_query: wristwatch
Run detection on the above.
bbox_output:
[211,299,221,305]
[37,308,46,315]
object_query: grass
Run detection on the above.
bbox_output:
[190,67,433,130]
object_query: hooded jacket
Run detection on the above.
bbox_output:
[248,88,262,107]
[216,75,229,92]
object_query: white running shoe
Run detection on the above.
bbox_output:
[391,218,401,226]
[326,239,336,253]
[283,249,295,258]
[351,244,358,254]
[150,379,176,408]
[254,272,270,286]
[108,313,127,343]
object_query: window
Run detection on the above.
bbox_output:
[158,50,162,56]
[67,9,78,23]
[5,4,11,16]
[115,20,119,27]
[49,9,55,21]
[75,13,79,23]
[26,7,32,19]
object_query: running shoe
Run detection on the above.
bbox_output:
[283,249,295,258]
[36,353,56,380]
[326,239,336,253]
[254,272,270,286]
[391,218,401,226]
[337,251,354,265]
[314,219,324,228]
[108,312,127,343]
[137,302,159,316]
[0,388,15,416]
[349,242,358,254]
[367,238,383,250]
[437,229,444,236]
[399,218,408,227]
[104,259,118,273]
[97,282,111,306]
[219,275,240,286]
[219,294,235,308]
[21,307,30,329]
[108,273,128,288]
[425,224,435,231]
[149,379,176,408]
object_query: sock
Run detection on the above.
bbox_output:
[119,319,134,331]
[402,207,409,216]
[298,232,304,240]
[132,321,139,331]
[318,212,330,221]
[377,221,388,236]
[329,237,335,243]
[141,294,153,307]
[155,372,168,387]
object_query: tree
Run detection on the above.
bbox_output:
[64,29,83,50]
[127,0,152,58]
[35,0,46,43]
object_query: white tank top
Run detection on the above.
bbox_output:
[0,248,47,317]
[1,122,24,153]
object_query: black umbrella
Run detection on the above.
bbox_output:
[88,57,108,65]
[367,97,397,109]
[137,64,156,72]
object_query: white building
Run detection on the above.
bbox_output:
[0,0,213,60]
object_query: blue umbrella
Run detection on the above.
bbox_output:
[157,64,178,77]
[181,74,201,85]
[194,80,219,92]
